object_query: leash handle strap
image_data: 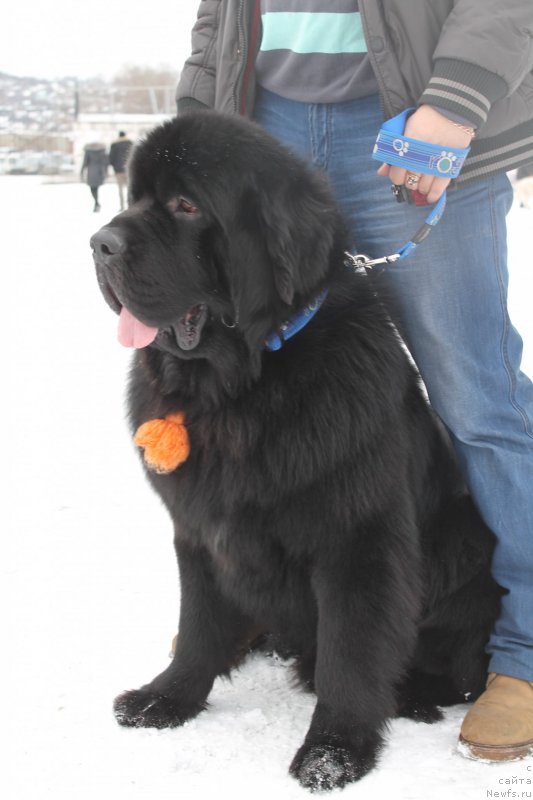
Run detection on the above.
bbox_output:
[371,108,470,180]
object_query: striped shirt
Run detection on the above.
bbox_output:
[255,0,378,103]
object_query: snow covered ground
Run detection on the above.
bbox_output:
[2,173,532,800]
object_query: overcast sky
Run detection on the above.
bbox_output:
[1,1,199,80]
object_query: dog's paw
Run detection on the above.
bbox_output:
[289,741,374,792]
[113,689,204,729]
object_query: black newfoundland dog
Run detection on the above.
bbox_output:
[91,111,501,791]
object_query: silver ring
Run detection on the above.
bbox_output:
[406,173,420,187]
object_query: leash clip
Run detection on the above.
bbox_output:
[345,251,401,271]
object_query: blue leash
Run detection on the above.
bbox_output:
[348,107,471,269]
[266,109,471,350]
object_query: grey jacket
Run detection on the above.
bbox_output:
[81,143,108,187]
[177,0,533,183]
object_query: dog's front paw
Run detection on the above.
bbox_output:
[114,689,205,729]
[289,739,375,792]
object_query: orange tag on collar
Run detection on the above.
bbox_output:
[134,412,190,473]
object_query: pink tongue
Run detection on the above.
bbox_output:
[118,307,158,348]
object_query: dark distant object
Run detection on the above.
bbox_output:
[108,132,132,173]
[0,149,73,175]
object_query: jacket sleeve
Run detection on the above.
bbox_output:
[419,0,533,129]
[176,0,221,113]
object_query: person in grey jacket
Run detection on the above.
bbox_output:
[81,142,108,212]
[177,0,533,761]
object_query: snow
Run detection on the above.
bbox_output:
[2,174,532,799]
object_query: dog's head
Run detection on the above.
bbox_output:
[91,112,348,382]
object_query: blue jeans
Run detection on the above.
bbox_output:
[254,88,533,680]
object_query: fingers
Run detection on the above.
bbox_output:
[381,163,450,203]
[420,175,450,203]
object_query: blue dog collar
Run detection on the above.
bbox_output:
[372,108,471,180]
[265,288,329,351]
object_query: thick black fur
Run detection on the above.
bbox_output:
[91,112,501,792]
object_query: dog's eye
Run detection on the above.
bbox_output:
[178,198,198,214]
[168,197,199,217]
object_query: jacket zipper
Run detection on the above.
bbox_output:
[232,0,247,114]
[233,0,262,116]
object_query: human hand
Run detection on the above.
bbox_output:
[376,104,474,203]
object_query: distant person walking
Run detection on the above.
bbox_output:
[81,142,107,212]
[108,131,133,210]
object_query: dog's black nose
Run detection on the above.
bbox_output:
[90,227,125,258]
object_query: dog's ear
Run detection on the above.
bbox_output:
[221,158,347,356]
[254,170,343,303]
[272,263,294,307]
[228,168,345,309]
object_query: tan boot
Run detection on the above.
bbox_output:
[459,673,533,760]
